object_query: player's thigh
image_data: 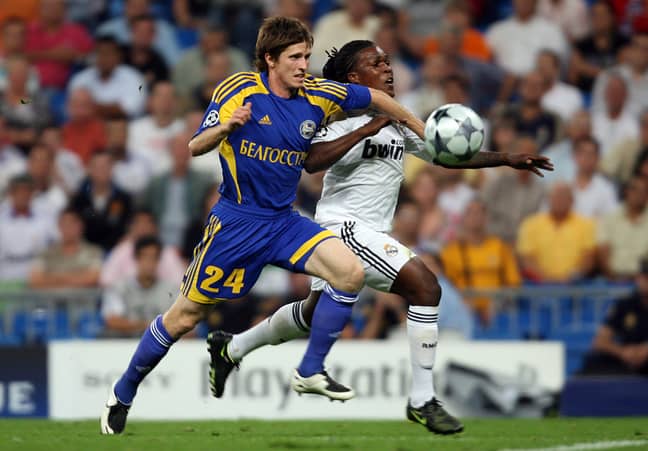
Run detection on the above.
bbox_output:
[181,212,268,304]
[304,237,364,292]
[338,221,413,293]
[390,257,442,306]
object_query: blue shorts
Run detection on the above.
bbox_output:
[181,199,335,304]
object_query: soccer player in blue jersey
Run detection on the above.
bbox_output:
[101,17,434,434]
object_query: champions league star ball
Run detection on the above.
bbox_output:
[424,103,484,165]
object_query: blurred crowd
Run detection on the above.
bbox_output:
[1,0,648,349]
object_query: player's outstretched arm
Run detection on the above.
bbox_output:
[304,116,392,173]
[435,150,554,177]
[188,102,252,156]
[368,88,425,138]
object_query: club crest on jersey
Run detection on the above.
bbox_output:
[299,120,317,139]
[202,109,219,127]
[384,244,398,257]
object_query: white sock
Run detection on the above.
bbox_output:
[228,300,309,361]
[407,305,439,408]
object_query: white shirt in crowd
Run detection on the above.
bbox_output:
[68,65,146,117]
[573,174,619,220]
[0,146,26,196]
[591,65,648,117]
[127,116,185,175]
[486,15,568,76]
[312,112,432,232]
[537,0,590,41]
[541,82,584,122]
[592,111,640,157]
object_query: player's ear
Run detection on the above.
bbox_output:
[347,71,359,83]
[264,53,276,70]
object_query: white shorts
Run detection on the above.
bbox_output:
[311,220,416,293]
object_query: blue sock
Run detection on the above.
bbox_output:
[297,285,357,377]
[114,315,175,405]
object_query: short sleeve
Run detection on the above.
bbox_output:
[402,126,434,163]
[304,76,371,121]
[101,287,126,318]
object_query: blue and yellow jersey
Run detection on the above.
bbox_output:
[194,71,371,213]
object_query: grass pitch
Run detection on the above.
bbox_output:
[1,418,647,451]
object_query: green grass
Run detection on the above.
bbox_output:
[0,418,647,451]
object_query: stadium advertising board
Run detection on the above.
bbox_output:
[49,340,563,420]
[0,346,48,417]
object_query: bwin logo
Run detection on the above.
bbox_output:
[361,139,404,160]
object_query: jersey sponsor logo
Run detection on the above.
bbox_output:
[299,120,317,139]
[202,109,219,128]
[361,138,404,160]
[239,139,307,167]
[384,244,399,257]
[258,114,272,125]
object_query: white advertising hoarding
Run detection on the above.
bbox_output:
[49,340,563,420]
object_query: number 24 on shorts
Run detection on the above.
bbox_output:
[200,266,246,294]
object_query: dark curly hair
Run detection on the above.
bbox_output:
[322,40,375,83]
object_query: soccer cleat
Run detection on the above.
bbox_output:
[100,381,130,435]
[207,330,238,398]
[406,398,464,434]
[290,369,355,401]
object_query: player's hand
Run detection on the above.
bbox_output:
[508,154,554,177]
[226,102,252,132]
[361,115,393,137]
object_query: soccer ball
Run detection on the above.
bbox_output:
[423,104,484,165]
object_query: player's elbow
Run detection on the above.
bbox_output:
[187,138,201,156]
[302,158,318,174]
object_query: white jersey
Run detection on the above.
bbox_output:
[312,112,432,232]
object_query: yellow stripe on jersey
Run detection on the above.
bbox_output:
[216,73,258,104]
[289,230,336,265]
[182,220,225,304]
[182,217,222,302]
[211,72,257,103]
[302,92,343,120]
[219,140,242,203]
[303,81,346,100]
[304,79,347,98]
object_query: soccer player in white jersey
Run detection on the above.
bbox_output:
[208,40,553,433]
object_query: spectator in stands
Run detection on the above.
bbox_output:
[592,33,648,118]
[105,118,150,196]
[0,114,25,196]
[373,25,415,98]
[438,168,475,230]
[581,258,648,376]
[142,130,213,248]
[61,87,108,165]
[182,109,223,183]
[592,73,639,157]
[181,184,220,261]
[28,207,102,289]
[482,136,547,244]
[122,14,169,88]
[39,125,85,195]
[100,209,186,288]
[543,110,592,184]
[25,143,67,220]
[97,0,181,67]
[391,198,422,249]
[309,0,380,75]
[127,81,184,175]
[409,169,447,245]
[0,17,39,94]
[0,55,50,134]
[518,182,596,282]
[602,110,648,185]
[70,151,133,252]
[0,174,56,284]
[572,137,619,221]
[634,148,648,181]
[101,235,179,338]
[172,26,248,99]
[486,0,568,76]
[537,0,589,41]
[24,0,94,90]
[598,176,648,280]
[441,199,521,325]
[416,0,492,62]
[537,49,584,123]
[568,0,629,93]
[68,36,146,119]
[188,49,231,113]
[398,54,446,121]
[495,70,560,151]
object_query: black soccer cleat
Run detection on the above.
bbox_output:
[406,398,464,434]
[100,382,130,435]
[207,330,238,398]
[291,369,355,401]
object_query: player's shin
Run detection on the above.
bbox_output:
[297,284,356,377]
[407,305,439,407]
[228,299,310,361]
[114,314,176,405]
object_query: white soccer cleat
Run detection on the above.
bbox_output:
[100,381,130,435]
[290,368,355,401]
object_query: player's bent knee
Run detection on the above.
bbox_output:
[394,258,442,307]
[164,294,209,338]
[330,259,364,293]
